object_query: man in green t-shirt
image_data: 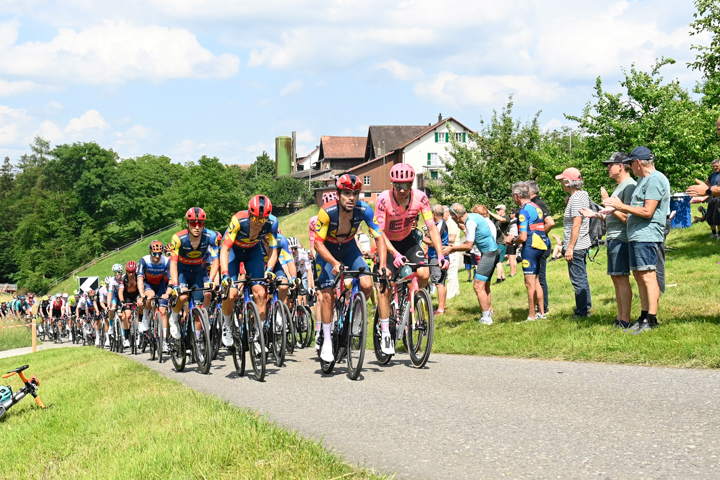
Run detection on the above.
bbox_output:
[604,146,670,334]
[582,152,636,328]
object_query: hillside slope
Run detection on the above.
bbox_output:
[50,206,320,295]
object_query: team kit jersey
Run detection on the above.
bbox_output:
[222,211,279,282]
[170,228,221,302]
[314,200,381,289]
[260,234,293,279]
[518,201,550,275]
[138,254,170,287]
[374,189,434,242]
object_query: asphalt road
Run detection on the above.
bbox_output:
[126,343,720,480]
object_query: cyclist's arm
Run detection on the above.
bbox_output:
[447,219,475,253]
[138,272,146,297]
[208,258,220,284]
[169,233,183,285]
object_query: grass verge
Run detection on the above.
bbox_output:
[0,348,384,480]
[0,319,39,352]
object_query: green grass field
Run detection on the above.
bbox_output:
[0,348,384,480]
[0,319,40,352]
[278,205,319,248]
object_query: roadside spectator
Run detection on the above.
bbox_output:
[549,234,563,260]
[505,181,549,321]
[445,203,499,325]
[443,206,461,299]
[581,152,636,328]
[424,204,449,314]
[488,205,510,284]
[556,167,592,318]
[604,146,670,334]
[506,209,519,277]
[527,180,556,313]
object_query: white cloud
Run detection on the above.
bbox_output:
[374,60,424,81]
[0,20,240,84]
[113,124,152,140]
[245,141,269,153]
[64,109,109,132]
[37,120,63,142]
[280,79,303,96]
[0,78,53,97]
[0,105,32,145]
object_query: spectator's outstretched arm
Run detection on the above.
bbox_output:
[687,179,717,197]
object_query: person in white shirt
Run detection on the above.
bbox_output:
[443,206,461,300]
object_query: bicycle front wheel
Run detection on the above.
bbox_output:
[245,302,266,381]
[283,302,295,355]
[210,309,222,360]
[269,303,286,367]
[130,312,138,355]
[346,292,367,380]
[191,307,212,374]
[406,288,434,368]
[155,310,164,363]
[230,310,245,377]
[169,320,186,371]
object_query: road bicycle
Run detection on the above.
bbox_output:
[373,262,435,369]
[139,297,164,362]
[317,266,370,380]
[227,274,269,381]
[264,276,289,368]
[125,302,140,355]
[51,315,65,344]
[167,287,213,374]
[287,281,314,349]
[0,365,52,420]
[207,287,224,361]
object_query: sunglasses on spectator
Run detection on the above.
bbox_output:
[251,216,268,224]
[393,182,412,190]
[188,221,204,228]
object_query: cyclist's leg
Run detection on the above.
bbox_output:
[245,244,268,321]
[141,283,156,331]
[187,271,205,339]
[316,251,337,361]
[220,246,249,344]
[170,270,192,338]
[398,235,430,288]
[273,262,289,302]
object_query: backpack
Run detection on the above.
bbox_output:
[587,200,606,262]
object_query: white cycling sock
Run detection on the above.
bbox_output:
[195,330,201,341]
[142,310,148,322]
[380,318,390,332]
[315,320,321,332]
[223,312,232,327]
[322,322,332,341]
[482,310,491,319]
[170,311,179,324]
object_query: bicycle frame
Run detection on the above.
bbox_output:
[392,263,424,343]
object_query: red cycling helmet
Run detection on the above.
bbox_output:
[248,195,272,218]
[186,207,206,223]
[336,174,362,191]
[149,240,163,254]
[125,261,137,273]
[322,191,338,204]
[390,163,415,183]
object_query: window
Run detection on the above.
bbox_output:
[427,152,438,165]
[363,176,370,186]
[364,192,372,198]
[455,132,465,142]
[431,171,439,180]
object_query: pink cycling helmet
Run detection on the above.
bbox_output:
[389,163,415,183]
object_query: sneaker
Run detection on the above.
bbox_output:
[572,313,591,319]
[139,318,149,333]
[380,331,395,355]
[478,317,493,325]
[536,313,547,320]
[524,317,536,322]
[632,320,657,335]
[169,320,181,339]
[222,326,233,347]
[162,343,169,354]
[711,233,717,239]
[494,278,505,284]
[123,338,130,348]
[104,336,110,347]
[320,340,334,362]
[623,321,642,333]
[433,309,445,316]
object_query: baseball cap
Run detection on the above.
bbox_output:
[602,152,628,165]
[554,167,582,181]
[623,146,653,163]
[495,204,506,211]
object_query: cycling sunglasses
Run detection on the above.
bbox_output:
[393,182,412,191]
[251,216,268,224]
[188,221,205,229]
[151,252,163,258]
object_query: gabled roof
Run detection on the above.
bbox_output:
[297,146,319,165]
[393,116,476,152]
[319,136,366,159]
[345,151,396,174]
[365,125,427,159]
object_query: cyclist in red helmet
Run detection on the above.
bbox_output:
[117,260,143,348]
[167,207,221,341]
[373,163,447,352]
[313,173,390,361]
[219,194,280,349]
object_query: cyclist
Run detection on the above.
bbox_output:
[314,174,390,361]
[288,236,315,300]
[137,240,172,347]
[37,296,50,332]
[168,208,221,341]
[219,195,279,348]
[118,260,142,348]
[99,264,124,347]
[201,233,222,307]
[260,232,295,303]
[98,278,110,317]
[50,294,65,338]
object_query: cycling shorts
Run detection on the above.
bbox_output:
[177,266,206,303]
[317,240,369,290]
[474,249,499,282]
[52,309,62,319]
[228,243,267,285]
[375,233,427,279]
[144,281,169,307]
[121,289,140,306]
[521,245,544,276]
[70,306,77,315]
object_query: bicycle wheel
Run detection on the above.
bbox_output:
[246,301,266,381]
[406,288,434,368]
[210,310,222,361]
[269,302,286,367]
[155,310,164,363]
[130,312,138,355]
[169,319,186,371]
[346,292,367,380]
[303,306,315,348]
[372,306,393,365]
[283,303,295,355]
[56,323,63,344]
[147,312,156,360]
[294,306,309,349]
[115,318,123,354]
[191,307,212,374]
[230,310,245,377]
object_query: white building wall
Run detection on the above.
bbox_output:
[401,119,469,189]
[296,147,319,171]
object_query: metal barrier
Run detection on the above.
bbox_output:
[44,222,179,293]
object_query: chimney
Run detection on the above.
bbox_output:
[438,113,442,122]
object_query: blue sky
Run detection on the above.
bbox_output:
[0,0,706,164]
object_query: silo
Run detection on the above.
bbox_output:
[275,136,292,177]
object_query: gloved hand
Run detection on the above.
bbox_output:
[221,273,231,288]
[393,251,407,269]
[438,254,449,270]
[308,287,315,297]
[265,269,276,282]
[170,284,180,297]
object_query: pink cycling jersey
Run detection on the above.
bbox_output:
[375,189,434,241]
[309,216,317,248]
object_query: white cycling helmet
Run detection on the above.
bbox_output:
[287,236,300,249]
[112,263,123,273]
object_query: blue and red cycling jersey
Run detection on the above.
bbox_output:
[137,254,170,285]
[169,228,222,270]
[222,211,278,251]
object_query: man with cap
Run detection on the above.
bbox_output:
[686,159,720,238]
[604,146,670,334]
[581,152,636,328]
[556,167,592,318]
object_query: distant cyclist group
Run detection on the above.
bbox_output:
[4,163,466,380]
